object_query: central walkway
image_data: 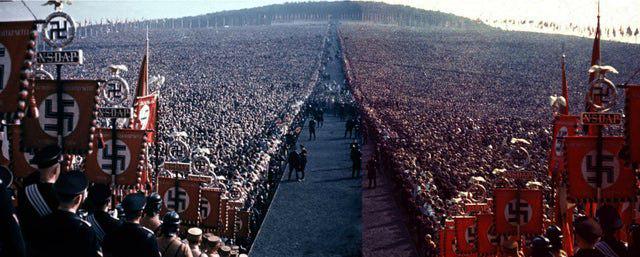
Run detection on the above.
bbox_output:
[250,115,362,257]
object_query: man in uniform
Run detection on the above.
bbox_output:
[595,205,628,257]
[0,165,26,257]
[187,227,207,257]
[157,211,192,257]
[308,118,316,141]
[287,147,299,181]
[297,146,308,181]
[86,183,121,245]
[17,144,61,250]
[103,192,161,257]
[141,193,163,233]
[202,233,222,257]
[351,147,362,178]
[37,170,101,257]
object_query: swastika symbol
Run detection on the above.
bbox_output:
[47,20,69,41]
[200,198,210,219]
[97,139,131,175]
[38,93,80,137]
[591,85,614,107]
[0,44,10,91]
[581,149,619,189]
[164,187,189,213]
[554,127,568,157]
[106,82,125,100]
[465,225,476,245]
[504,199,532,226]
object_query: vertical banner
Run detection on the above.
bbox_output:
[20,79,99,153]
[476,213,497,255]
[158,176,202,223]
[132,93,157,142]
[200,187,223,230]
[454,216,477,254]
[564,136,637,202]
[85,129,146,185]
[549,115,580,180]
[494,188,543,235]
[0,21,36,113]
[237,210,252,239]
[625,87,640,164]
[224,200,243,238]
[3,125,37,178]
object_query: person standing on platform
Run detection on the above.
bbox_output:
[287,147,299,181]
[351,148,362,178]
[308,118,317,141]
[37,170,101,257]
[17,144,61,253]
[298,146,308,181]
[366,157,377,188]
[103,192,161,257]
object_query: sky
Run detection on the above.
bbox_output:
[2,0,639,32]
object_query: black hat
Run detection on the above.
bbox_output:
[162,211,180,225]
[573,216,602,244]
[0,165,13,189]
[88,184,111,205]
[596,205,623,231]
[530,236,551,250]
[30,144,62,169]
[545,225,563,240]
[145,193,162,212]
[54,170,88,196]
[122,192,146,214]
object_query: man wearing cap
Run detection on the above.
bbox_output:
[595,205,628,257]
[202,233,222,257]
[16,144,61,250]
[573,216,606,257]
[187,227,207,257]
[157,211,192,257]
[86,183,120,245]
[218,245,231,257]
[141,193,163,233]
[0,165,26,257]
[103,192,161,257]
[36,170,101,257]
[545,225,567,257]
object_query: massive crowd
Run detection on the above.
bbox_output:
[339,23,640,256]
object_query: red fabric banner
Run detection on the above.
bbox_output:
[85,129,146,186]
[548,115,579,180]
[494,188,544,235]
[200,188,223,230]
[132,93,157,142]
[625,87,640,164]
[564,136,636,201]
[476,213,497,255]
[158,176,202,223]
[0,21,36,113]
[454,216,477,254]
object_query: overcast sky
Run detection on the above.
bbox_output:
[4,0,639,28]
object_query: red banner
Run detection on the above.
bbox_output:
[237,210,252,238]
[440,220,456,257]
[0,21,36,113]
[476,213,497,255]
[2,125,37,178]
[158,176,202,222]
[548,115,579,180]
[85,129,146,185]
[224,200,243,238]
[564,136,637,202]
[454,216,477,254]
[200,187,223,230]
[464,203,490,214]
[494,188,543,235]
[625,87,640,164]
[20,80,99,154]
[132,93,157,142]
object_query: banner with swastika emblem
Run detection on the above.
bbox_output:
[2,125,38,178]
[494,189,543,235]
[201,187,223,230]
[439,220,456,257]
[158,176,202,223]
[476,213,498,255]
[625,87,640,164]
[224,200,243,238]
[454,216,477,254]
[85,129,146,185]
[0,21,36,113]
[132,93,157,142]
[548,115,579,181]
[21,79,99,153]
[564,136,636,202]
[237,210,252,239]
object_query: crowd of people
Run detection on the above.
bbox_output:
[339,23,640,256]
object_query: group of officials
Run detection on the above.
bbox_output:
[1,144,243,257]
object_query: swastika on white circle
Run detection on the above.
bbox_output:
[98,139,131,175]
[504,198,533,226]
[38,93,80,137]
[139,104,150,129]
[465,225,476,245]
[554,127,568,157]
[164,187,190,213]
[0,43,10,91]
[581,149,619,189]
[200,198,210,219]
